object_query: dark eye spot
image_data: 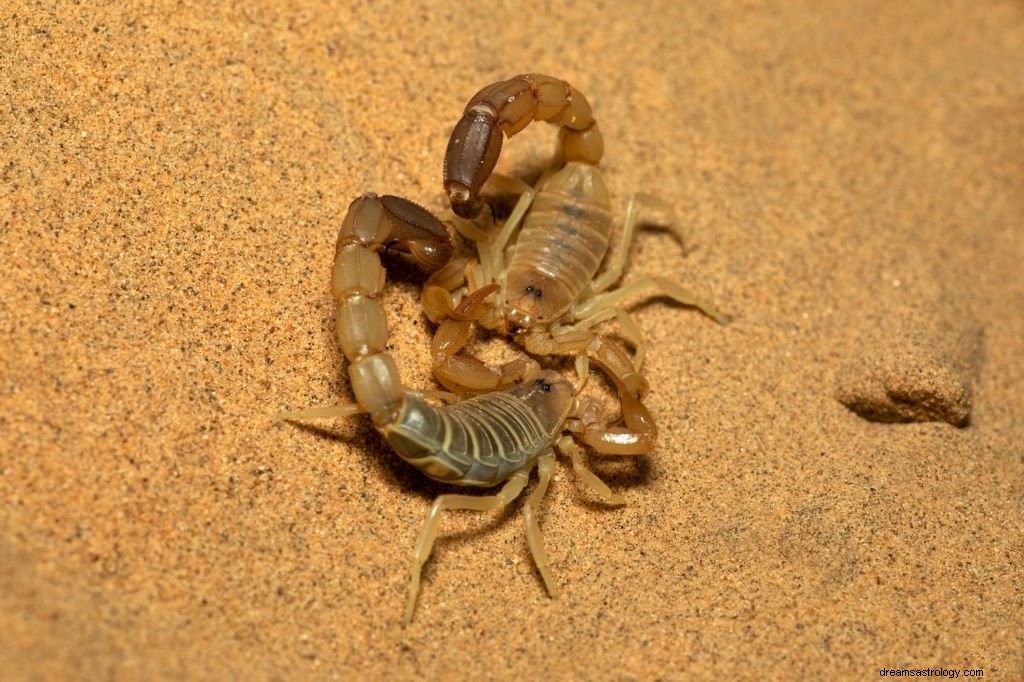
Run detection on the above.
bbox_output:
[525,285,542,299]
[533,378,551,392]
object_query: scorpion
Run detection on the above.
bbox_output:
[283,192,654,624]
[283,74,727,623]
[421,73,728,449]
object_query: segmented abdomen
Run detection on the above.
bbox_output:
[510,182,613,312]
[385,393,555,487]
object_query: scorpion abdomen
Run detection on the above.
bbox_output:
[505,163,613,322]
[384,375,572,487]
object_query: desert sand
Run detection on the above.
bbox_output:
[2,1,1021,679]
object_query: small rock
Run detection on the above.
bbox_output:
[835,319,982,427]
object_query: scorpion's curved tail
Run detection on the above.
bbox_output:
[327,193,454,426]
[443,74,605,219]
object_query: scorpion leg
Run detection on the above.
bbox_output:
[477,173,535,285]
[558,308,647,380]
[548,272,726,401]
[590,333,650,397]
[569,193,728,342]
[524,327,649,398]
[587,193,683,296]
[556,435,625,504]
[572,274,731,328]
[486,171,537,197]
[278,403,364,421]
[523,451,559,597]
[613,308,647,372]
[424,172,536,313]
[527,332,656,454]
[405,469,531,625]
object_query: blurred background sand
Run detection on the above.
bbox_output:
[2,1,1021,679]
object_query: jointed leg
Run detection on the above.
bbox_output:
[482,173,535,282]
[523,324,647,399]
[574,354,591,392]
[485,172,534,198]
[414,389,460,404]
[278,403,363,421]
[614,308,646,371]
[556,435,625,505]
[477,167,564,282]
[522,452,558,597]
[404,469,531,624]
[533,327,648,399]
[589,193,681,295]
[573,275,730,325]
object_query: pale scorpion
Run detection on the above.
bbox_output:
[421,73,728,455]
[282,193,654,624]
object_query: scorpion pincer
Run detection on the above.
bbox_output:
[424,74,729,453]
[283,192,641,624]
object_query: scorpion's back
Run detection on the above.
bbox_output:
[505,163,613,323]
[382,373,573,487]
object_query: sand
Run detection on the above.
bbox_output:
[2,1,1022,679]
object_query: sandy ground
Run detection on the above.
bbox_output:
[2,1,1022,679]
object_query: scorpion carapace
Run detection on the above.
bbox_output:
[283,192,644,624]
[428,74,729,423]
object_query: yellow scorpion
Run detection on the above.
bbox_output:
[424,73,728,452]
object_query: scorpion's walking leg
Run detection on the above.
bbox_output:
[524,323,651,399]
[483,177,535,282]
[588,193,684,295]
[573,275,731,327]
[562,193,728,385]
[523,451,558,597]
[278,403,364,421]
[550,274,727,398]
[613,308,648,372]
[428,173,537,300]
[405,469,531,624]
[546,309,652,395]
[555,435,625,505]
